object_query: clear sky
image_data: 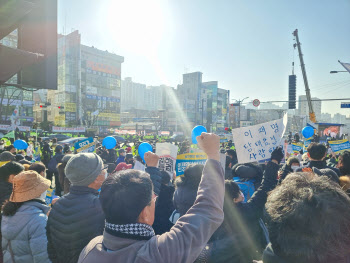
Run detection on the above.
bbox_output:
[58,0,350,116]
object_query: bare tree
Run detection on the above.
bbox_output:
[81,97,99,127]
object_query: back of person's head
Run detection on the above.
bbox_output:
[286,157,300,166]
[0,151,15,162]
[29,162,46,176]
[307,143,327,160]
[55,145,63,154]
[224,180,241,200]
[5,145,15,152]
[174,164,204,216]
[160,170,171,185]
[52,138,57,144]
[100,170,153,224]
[265,172,350,262]
[175,164,204,189]
[65,153,103,187]
[339,151,350,176]
[0,161,24,182]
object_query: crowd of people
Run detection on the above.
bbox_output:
[0,131,350,263]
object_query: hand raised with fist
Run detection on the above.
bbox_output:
[197,133,220,161]
[144,152,160,167]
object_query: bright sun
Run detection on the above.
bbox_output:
[106,0,165,57]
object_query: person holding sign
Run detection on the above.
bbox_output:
[78,133,225,263]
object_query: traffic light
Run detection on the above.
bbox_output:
[288,75,296,109]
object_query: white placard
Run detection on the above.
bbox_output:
[134,160,145,172]
[156,143,178,177]
[232,114,288,163]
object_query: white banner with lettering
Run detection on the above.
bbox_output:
[232,114,288,163]
[52,126,86,133]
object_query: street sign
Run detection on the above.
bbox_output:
[341,102,350,108]
[253,99,260,107]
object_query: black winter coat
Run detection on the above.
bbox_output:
[153,184,175,235]
[209,161,280,263]
[46,186,105,263]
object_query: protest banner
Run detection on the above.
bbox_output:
[45,188,57,206]
[134,160,145,171]
[156,143,178,178]
[52,126,86,133]
[75,137,95,153]
[329,139,350,154]
[292,142,304,153]
[176,152,207,176]
[232,114,288,163]
[0,125,30,132]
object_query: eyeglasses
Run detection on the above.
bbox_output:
[101,164,108,172]
[148,194,158,205]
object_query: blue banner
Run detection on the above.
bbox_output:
[75,137,95,153]
[329,139,350,153]
[175,153,207,176]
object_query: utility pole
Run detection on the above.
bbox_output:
[232,97,249,128]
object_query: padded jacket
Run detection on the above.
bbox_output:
[46,186,105,263]
[2,200,50,263]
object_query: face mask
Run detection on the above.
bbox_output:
[291,165,299,171]
[39,190,47,201]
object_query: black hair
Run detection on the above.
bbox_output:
[224,180,241,199]
[286,157,300,166]
[160,170,171,185]
[52,138,57,143]
[0,161,24,182]
[265,172,350,262]
[307,143,327,160]
[5,145,15,152]
[2,200,24,216]
[339,151,350,176]
[29,162,46,175]
[175,164,204,189]
[100,170,153,224]
[18,159,32,165]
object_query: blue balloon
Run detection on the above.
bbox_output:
[192,125,207,144]
[138,142,153,162]
[14,139,28,150]
[302,126,314,139]
[102,136,117,149]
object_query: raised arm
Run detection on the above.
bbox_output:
[151,133,225,263]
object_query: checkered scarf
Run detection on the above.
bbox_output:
[105,221,155,240]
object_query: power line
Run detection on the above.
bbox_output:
[257,98,350,104]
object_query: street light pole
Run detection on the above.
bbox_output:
[233,97,249,128]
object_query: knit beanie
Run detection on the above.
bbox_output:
[65,153,103,186]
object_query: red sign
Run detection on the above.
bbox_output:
[253,99,260,107]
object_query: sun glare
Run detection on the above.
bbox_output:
[106,0,165,56]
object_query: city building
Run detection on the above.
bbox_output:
[333,113,347,124]
[177,72,203,126]
[121,77,146,111]
[177,72,229,132]
[298,95,322,121]
[43,30,124,129]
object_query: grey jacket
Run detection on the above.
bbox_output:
[1,200,51,263]
[78,159,224,263]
